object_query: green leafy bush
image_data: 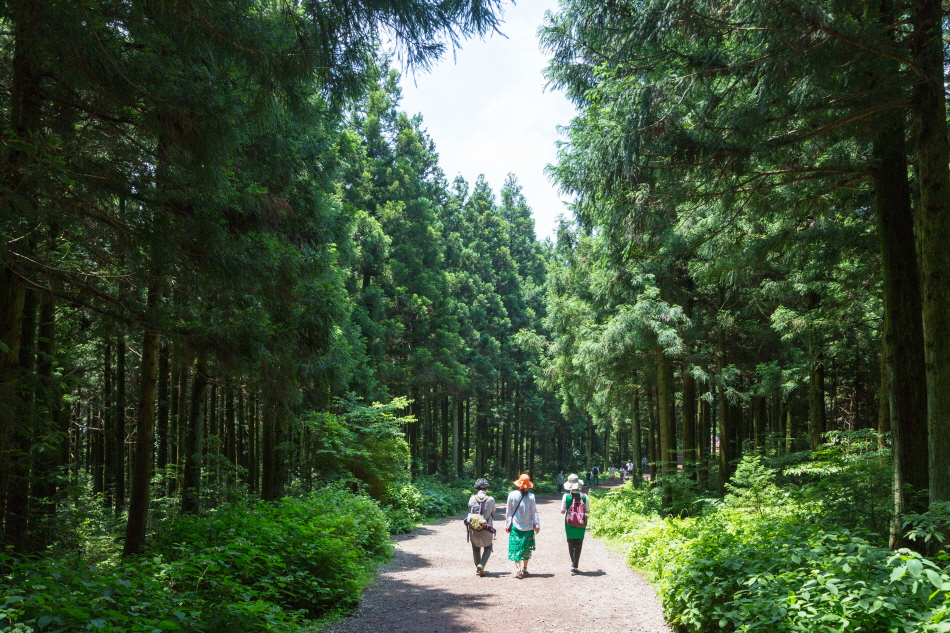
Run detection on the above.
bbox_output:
[782,430,891,537]
[1,490,391,632]
[593,454,950,632]
[302,396,413,501]
[0,553,296,633]
[382,476,469,534]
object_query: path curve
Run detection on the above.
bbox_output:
[326,487,671,633]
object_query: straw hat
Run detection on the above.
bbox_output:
[563,473,584,491]
[513,473,533,489]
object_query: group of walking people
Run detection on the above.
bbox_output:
[464,472,590,578]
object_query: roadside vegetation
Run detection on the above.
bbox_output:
[591,434,950,632]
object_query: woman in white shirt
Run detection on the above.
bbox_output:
[505,473,540,579]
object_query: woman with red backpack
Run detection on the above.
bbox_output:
[560,474,590,576]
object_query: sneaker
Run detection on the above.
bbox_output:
[515,569,523,579]
[571,569,578,576]
[477,564,485,577]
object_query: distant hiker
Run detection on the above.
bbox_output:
[641,455,649,477]
[465,478,496,577]
[557,470,565,489]
[590,465,600,486]
[609,464,616,480]
[561,474,590,575]
[619,464,626,482]
[506,473,540,579]
[585,469,592,486]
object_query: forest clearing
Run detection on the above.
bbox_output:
[3,0,950,631]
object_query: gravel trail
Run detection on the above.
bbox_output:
[325,486,671,633]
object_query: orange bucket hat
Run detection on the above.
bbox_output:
[513,473,533,489]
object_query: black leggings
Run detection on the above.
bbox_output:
[567,538,584,569]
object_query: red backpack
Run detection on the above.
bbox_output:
[565,493,587,528]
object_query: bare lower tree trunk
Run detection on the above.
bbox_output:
[31,291,60,547]
[156,342,170,473]
[180,355,207,514]
[632,391,642,488]
[912,0,950,506]
[657,346,674,515]
[752,396,766,450]
[124,285,161,556]
[717,314,733,496]
[115,329,126,512]
[871,106,929,548]
[808,326,827,450]
[681,361,696,479]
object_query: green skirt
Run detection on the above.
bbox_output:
[507,528,536,561]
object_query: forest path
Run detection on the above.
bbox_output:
[324,482,670,633]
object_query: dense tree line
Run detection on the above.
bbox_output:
[0,0,591,559]
[8,0,942,575]
[539,0,948,547]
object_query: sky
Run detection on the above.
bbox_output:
[395,0,577,241]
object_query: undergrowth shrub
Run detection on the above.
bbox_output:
[592,453,950,632]
[1,490,391,632]
[782,430,891,537]
[383,476,468,534]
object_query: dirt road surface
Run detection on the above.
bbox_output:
[325,486,671,633]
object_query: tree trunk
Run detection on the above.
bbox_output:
[871,105,929,547]
[877,337,889,450]
[30,291,59,546]
[474,400,484,476]
[681,361,696,479]
[452,396,460,476]
[1,0,44,546]
[5,286,36,550]
[632,392,642,488]
[225,380,236,474]
[717,318,733,496]
[698,396,710,486]
[172,355,188,495]
[753,396,766,450]
[115,329,126,512]
[657,347,674,514]
[104,336,115,508]
[261,394,279,501]
[180,356,207,513]
[156,342,170,473]
[808,324,827,450]
[441,393,449,473]
[124,286,160,556]
[911,0,950,506]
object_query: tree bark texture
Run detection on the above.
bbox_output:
[124,286,160,556]
[657,346,674,515]
[717,323,732,496]
[681,361,696,478]
[808,327,827,450]
[871,110,930,545]
[181,356,207,513]
[632,392,642,488]
[912,0,950,504]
